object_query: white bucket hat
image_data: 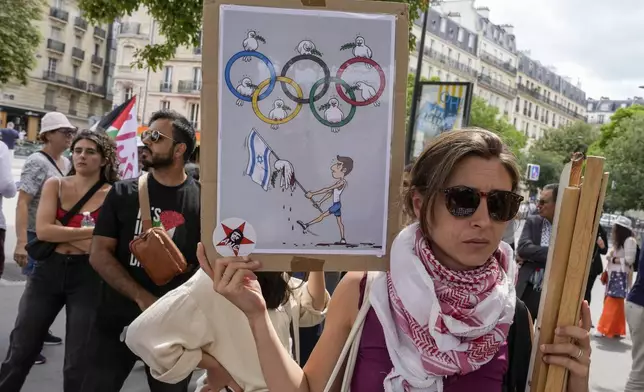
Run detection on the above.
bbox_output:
[614,216,633,230]
[40,112,76,134]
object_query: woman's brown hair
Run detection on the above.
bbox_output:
[68,130,120,184]
[402,128,520,237]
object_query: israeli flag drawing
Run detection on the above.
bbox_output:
[246,129,272,191]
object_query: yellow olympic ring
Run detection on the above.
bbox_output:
[251,76,303,125]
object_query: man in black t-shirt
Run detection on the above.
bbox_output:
[82,110,200,392]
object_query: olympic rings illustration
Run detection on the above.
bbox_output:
[280,54,331,104]
[309,77,357,128]
[225,51,276,102]
[335,57,386,107]
[252,76,303,126]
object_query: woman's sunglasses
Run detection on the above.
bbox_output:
[141,129,175,143]
[442,186,524,222]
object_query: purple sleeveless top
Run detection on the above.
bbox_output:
[351,275,509,392]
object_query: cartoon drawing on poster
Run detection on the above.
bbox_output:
[218,5,396,255]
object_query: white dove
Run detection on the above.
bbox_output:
[354,81,380,107]
[353,36,373,65]
[274,159,296,192]
[242,31,263,61]
[323,98,344,133]
[296,40,321,56]
[268,99,289,130]
[235,78,255,106]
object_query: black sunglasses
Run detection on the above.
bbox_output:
[141,129,176,143]
[442,186,524,222]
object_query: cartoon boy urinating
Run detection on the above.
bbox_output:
[297,155,353,244]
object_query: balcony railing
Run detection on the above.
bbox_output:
[91,55,104,67]
[93,26,107,40]
[477,74,517,99]
[88,84,106,96]
[69,109,77,116]
[44,104,57,111]
[480,51,517,75]
[422,48,478,78]
[74,16,87,31]
[160,82,172,92]
[517,84,587,121]
[178,80,202,94]
[49,7,69,22]
[119,22,141,35]
[46,39,65,54]
[42,71,88,91]
[71,47,85,60]
[193,47,202,55]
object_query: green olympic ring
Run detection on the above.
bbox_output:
[309,77,357,128]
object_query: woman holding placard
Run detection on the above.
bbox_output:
[203,129,591,392]
[596,216,637,338]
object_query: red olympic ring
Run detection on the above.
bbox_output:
[335,57,386,107]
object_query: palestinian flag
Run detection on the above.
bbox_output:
[91,96,137,139]
[91,96,140,179]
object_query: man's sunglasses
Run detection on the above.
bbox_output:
[141,129,175,143]
[58,128,76,136]
[442,186,524,222]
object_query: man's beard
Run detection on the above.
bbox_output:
[145,152,174,169]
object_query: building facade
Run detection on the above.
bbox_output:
[409,0,587,140]
[112,7,202,130]
[586,97,644,125]
[409,9,480,85]
[437,3,519,121]
[514,53,587,139]
[0,0,113,140]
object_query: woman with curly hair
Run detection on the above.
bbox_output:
[0,130,119,391]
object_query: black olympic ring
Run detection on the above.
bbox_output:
[280,54,331,104]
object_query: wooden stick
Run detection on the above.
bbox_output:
[545,157,605,390]
[575,172,609,322]
[529,187,581,392]
[525,160,573,392]
[569,154,584,187]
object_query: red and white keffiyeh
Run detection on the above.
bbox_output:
[370,223,517,392]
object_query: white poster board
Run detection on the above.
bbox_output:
[216,4,396,256]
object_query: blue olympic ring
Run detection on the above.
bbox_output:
[225,51,277,102]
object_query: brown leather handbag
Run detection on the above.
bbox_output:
[129,173,187,286]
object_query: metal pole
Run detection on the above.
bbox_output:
[405,4,430,165]
[140,17,155,125]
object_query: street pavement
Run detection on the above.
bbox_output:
[0,157,634,391]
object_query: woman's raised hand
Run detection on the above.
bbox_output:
[197,243,266,318]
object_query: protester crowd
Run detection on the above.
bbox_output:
[0,112,642,392]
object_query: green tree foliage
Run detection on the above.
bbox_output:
[524,149,564,193]
[531,122,599,160]
[589,105,644,155]
[468,97,527,159]
[79,0,429,70]
[524,122,599,193]
[603,113,644,211]
[0,0,42,85]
